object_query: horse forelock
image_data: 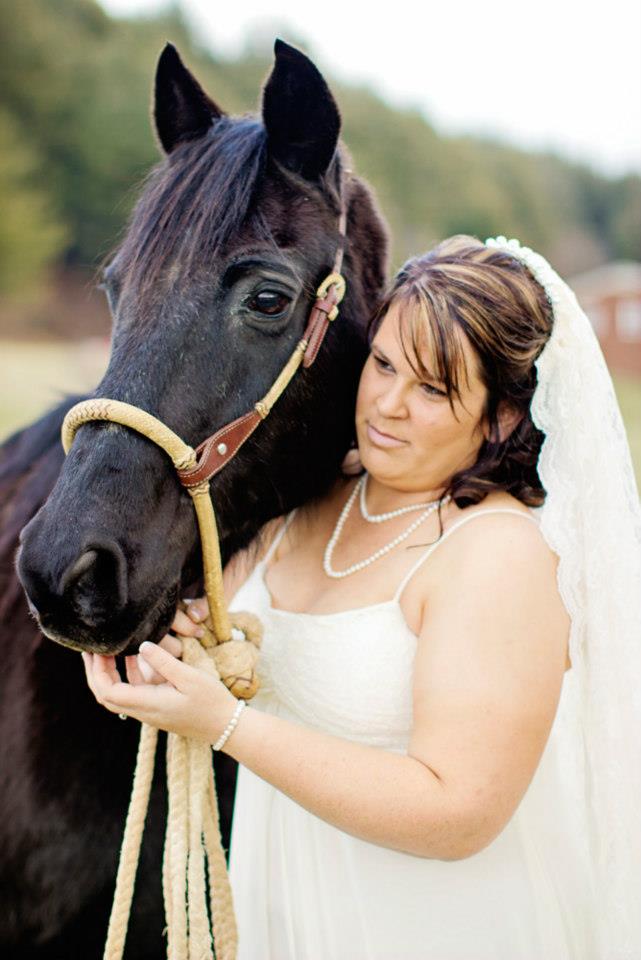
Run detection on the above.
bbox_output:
[111,117,268,300]
[106,119,358,310]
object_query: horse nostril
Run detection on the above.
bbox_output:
[61,541,129,625]
[66,550,99,583]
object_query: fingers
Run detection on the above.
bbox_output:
[82,633,186,700]
[135,653,158,684]
[81,651,96,694]
[172,607,205,638]
[138,641,190,689]
[81,651,90,677]
[92,654,132,701]
[82,651,121,702]
[160,635,183,659]
[86,651,178,715]
[183,597,209,624]
[125,654,146,686]
[95,653,121,684]
[84,654,146,712]
[172,597,208,637]
[81,634,193,715]
[134,636,182,684]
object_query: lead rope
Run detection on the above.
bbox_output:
[61,260,346,960]
[62,400,248,960]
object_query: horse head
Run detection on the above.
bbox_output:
[17,40,388,656]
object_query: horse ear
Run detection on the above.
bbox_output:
[154,43,225,154]
[262,39,341,180]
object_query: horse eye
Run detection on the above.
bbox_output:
[247,290,291,317]
[98,266,118,295]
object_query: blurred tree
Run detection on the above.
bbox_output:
[0,108,67,294]
[0,0,638,307]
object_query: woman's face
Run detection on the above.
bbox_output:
[355,303,489,494]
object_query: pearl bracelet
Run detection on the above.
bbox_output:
[212,699,247,752]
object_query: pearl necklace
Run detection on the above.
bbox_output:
[359,471,442,522]
[323,477,451,579]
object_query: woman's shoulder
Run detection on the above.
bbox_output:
[440,491,547,558]
[438,491,537,539]
[403,492,548,600]
[449,489,537,521]
[406,493,557,619]
[400,489,564,633]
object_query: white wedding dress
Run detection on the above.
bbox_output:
[227,508,598,960]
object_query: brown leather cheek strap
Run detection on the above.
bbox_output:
[177,411,263,488]
[301,287,340,368]
[176,279,343,489]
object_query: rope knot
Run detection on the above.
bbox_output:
[183,611,263,700]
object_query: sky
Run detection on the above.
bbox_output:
[100,0,641,178]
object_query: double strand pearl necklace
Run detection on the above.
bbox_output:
[360,471,440,523]
[323,476,450,579]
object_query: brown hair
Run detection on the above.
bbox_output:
[368,235,554,508]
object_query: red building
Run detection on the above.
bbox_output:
[570,262,641,377]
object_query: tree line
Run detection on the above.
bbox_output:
[0,0,638,304]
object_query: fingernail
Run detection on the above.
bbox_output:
[195,626,205,638]
[139,641,152,654]
[189,608,204,622]
[138,656,155,683]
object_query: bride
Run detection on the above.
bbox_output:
[83,234,641,958]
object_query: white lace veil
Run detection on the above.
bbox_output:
[485,237,641,958]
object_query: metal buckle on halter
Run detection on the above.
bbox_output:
[316,272,346,321]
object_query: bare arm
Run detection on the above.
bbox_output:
[407,514,569,855]
[224,694,461,858]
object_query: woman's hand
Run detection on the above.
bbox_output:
[133,597,209,684]
[127,596,208,684]
[81,595,237,742]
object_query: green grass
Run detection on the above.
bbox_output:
[1,340,640,494]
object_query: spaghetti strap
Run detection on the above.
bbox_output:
[393,507,541,603]
[261,509,298,567]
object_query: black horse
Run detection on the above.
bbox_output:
[0,40,388,958]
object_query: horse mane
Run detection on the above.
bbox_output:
[112,117,269,295]
[110,116,347,302]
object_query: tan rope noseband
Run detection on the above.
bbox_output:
[60,193,348,960]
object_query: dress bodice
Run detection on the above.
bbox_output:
[229,505,547,753]
[231,555,418,750]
